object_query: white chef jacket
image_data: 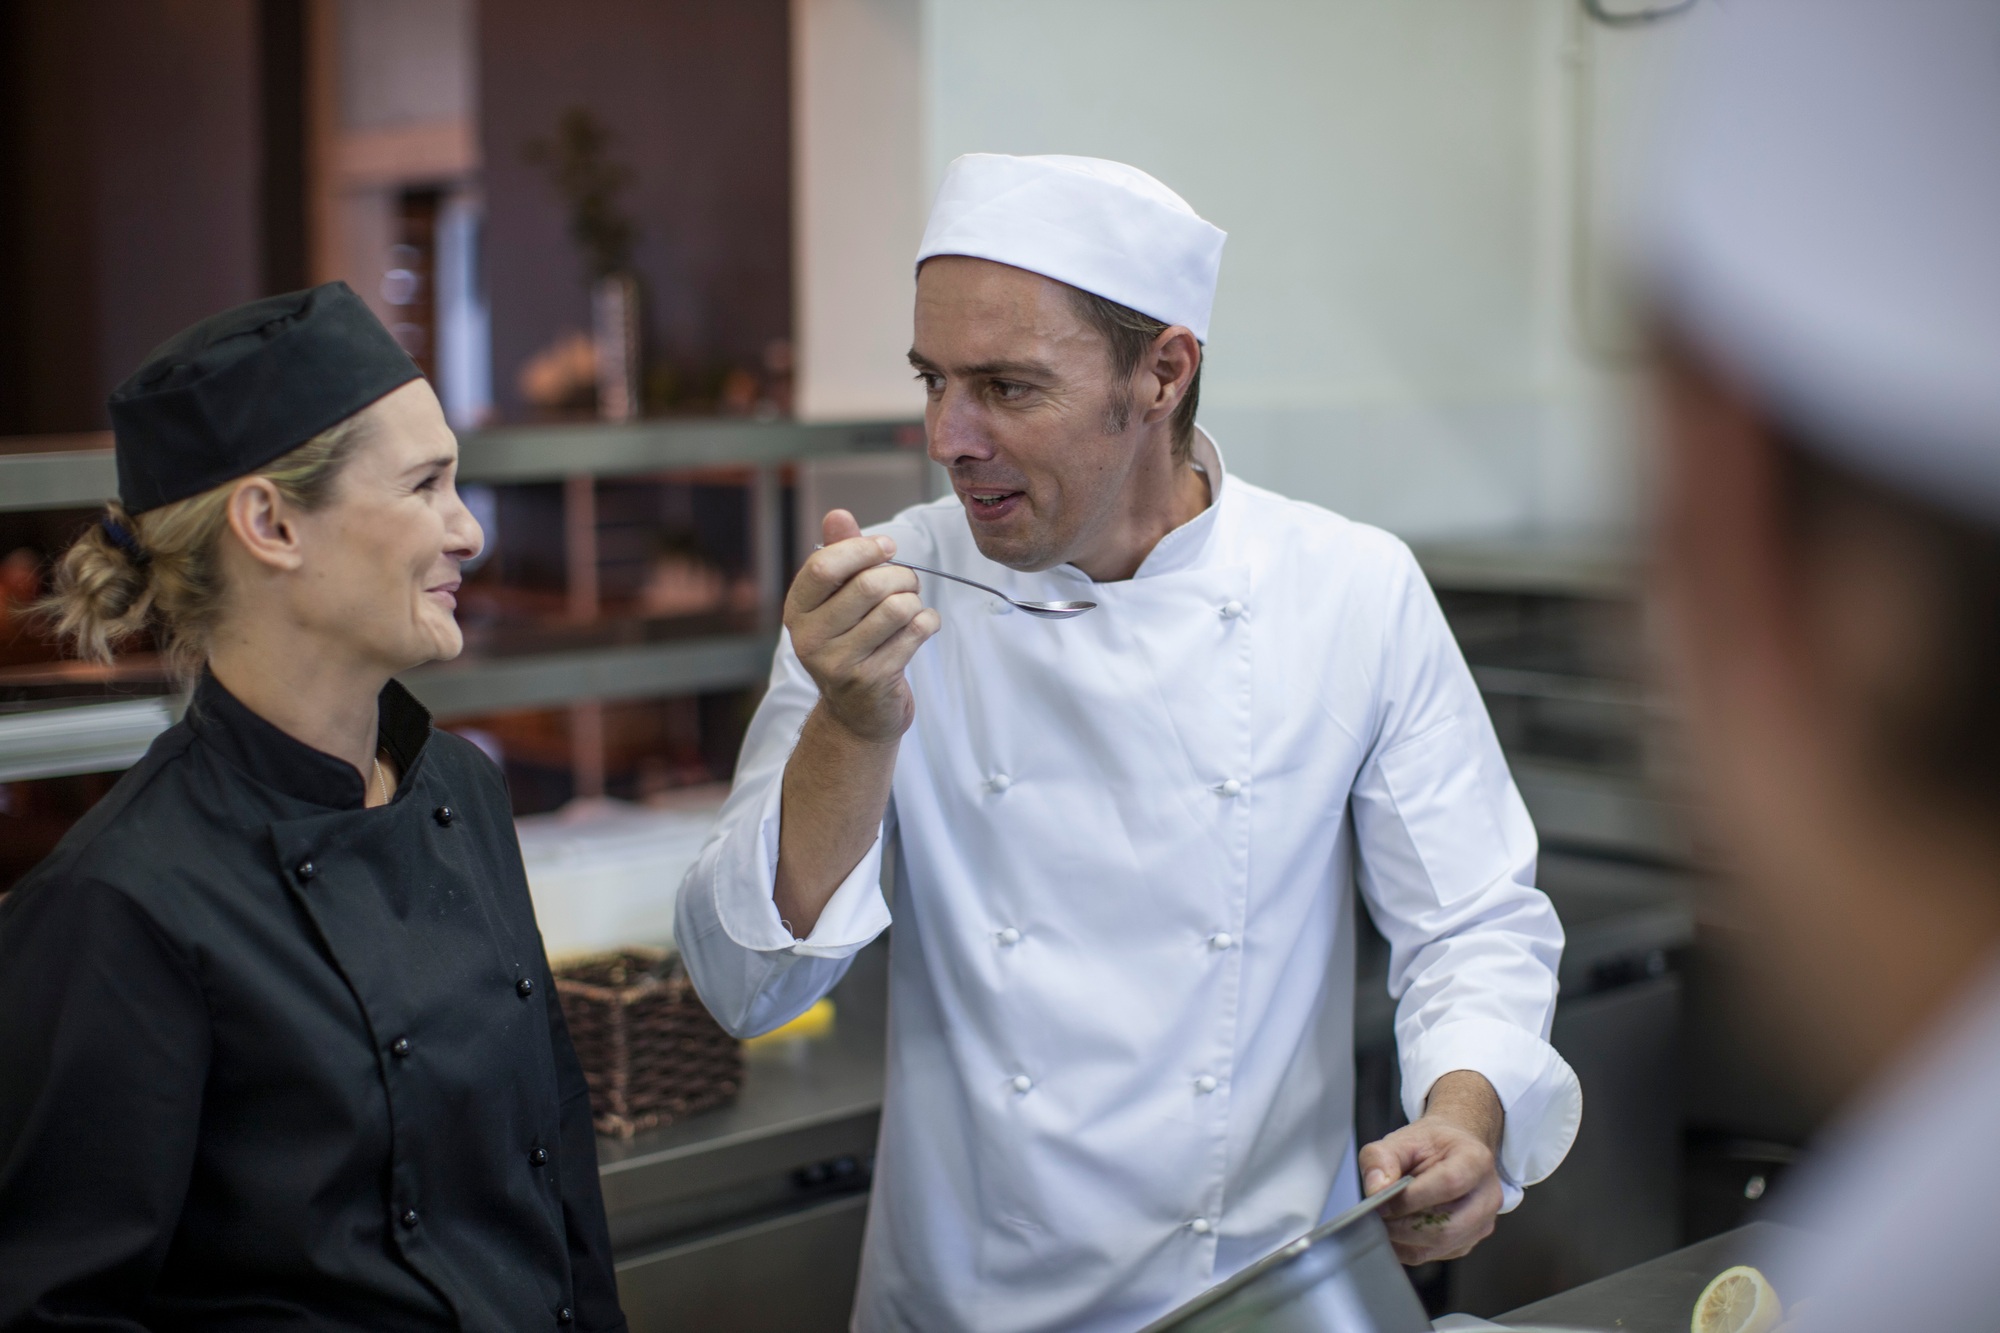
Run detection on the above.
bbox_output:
[1761,953,2000,1333]
[676,432,1581,1333]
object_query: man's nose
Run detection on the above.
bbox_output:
[927,386,995,467]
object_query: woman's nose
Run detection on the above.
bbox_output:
[446,489,485,562]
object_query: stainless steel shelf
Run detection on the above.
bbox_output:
[0,696,182,782]
[403,632,779,719]
[0,634,778,783]
[0,419,925,512]
[0,436,119,512]
[1511,757,1695,863]
[454,418,922,485]
[1414,535,1639,598]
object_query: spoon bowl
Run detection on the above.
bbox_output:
[890,558,1097,618]
[812,546,1098,619]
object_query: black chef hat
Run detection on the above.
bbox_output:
[108,282,422,514]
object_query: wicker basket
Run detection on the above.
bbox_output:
[552,947,744,1138]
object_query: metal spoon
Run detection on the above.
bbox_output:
[888,558,1097,619]
[816,545,1096,618]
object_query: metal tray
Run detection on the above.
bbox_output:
[1138,1178,1431,1333]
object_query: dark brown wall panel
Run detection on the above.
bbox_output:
[0,0,260,434]
[478,0,792,420]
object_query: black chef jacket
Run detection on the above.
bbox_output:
[0,673,626,1332]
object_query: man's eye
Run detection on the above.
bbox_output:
[991,381,1028,401]
[914,372,943,393]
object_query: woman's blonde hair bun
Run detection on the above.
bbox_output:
[39,415,368,679]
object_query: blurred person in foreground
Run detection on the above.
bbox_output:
[1642,2,2000,1328]
[0,284,624,1332]
[676,154,1581,1330]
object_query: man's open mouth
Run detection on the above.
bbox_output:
[966,490,1020,510]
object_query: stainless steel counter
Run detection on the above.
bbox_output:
[602,942,887,1332]
[1496,1222,1798,1331]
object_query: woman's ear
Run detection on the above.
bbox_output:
[224,477,305,572]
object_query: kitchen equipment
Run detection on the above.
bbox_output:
[890,557,1096,618]
[1138,1177,1430,1333]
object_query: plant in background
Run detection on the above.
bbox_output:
[524,108,643,421]
[523,108,638,281]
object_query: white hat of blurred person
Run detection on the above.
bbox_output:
[1640,0,2000,525]
[917,153,1228,343]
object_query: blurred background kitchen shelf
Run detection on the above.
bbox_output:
[0,418,932,876]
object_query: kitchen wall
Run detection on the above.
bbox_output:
[793,0,1677,541]
[0,0,263,434]
[790,0,927,423]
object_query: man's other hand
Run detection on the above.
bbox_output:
[786,509,940,744]
[1357,1069,1507,1266]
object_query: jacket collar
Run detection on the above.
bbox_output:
[186,669,434,811]
[1128,426,1230,579]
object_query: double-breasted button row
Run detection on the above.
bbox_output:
[985,772,1247,799]
[994,925,1233,953]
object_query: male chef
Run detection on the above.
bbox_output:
[677,154,1579,1332]
[1640,2,2000,1329]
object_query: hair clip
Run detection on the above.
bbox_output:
[101,515,151,567]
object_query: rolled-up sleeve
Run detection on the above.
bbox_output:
[1349,546,1582,1208]
[674,628,894,1038]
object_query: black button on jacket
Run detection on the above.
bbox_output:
[0,674,626,1332]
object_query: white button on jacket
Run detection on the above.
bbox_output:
[677,433,1579,1333]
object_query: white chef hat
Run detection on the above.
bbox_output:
[1640,0,2000,524]
[916,153,1228,343]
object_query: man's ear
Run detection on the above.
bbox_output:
[1139,326,1201,426]
[223,477,306,572]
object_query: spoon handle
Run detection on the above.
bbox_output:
[885,558,1008,601]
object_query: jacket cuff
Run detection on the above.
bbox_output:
[1398,1017,1582,1210]
[711,773,891,960]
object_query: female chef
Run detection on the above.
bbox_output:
[0,283,625,1332]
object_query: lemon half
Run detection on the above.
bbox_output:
[1692,1265,1784,1333]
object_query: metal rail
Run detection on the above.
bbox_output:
[0,634,779,783]
[402,632,779,719]
[0,418,925,513]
